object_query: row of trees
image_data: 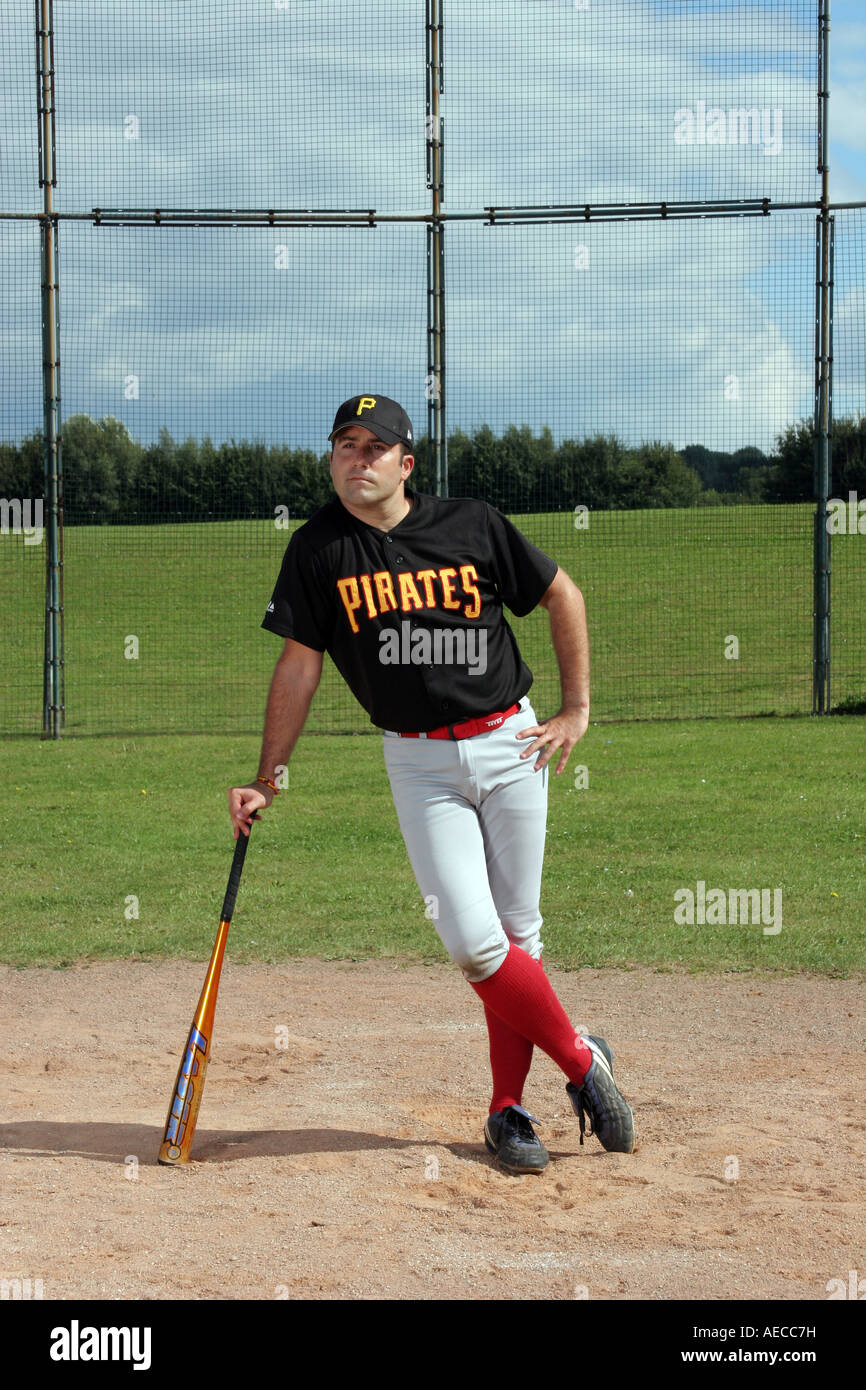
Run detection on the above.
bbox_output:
[2,413,865,521]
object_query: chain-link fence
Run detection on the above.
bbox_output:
[1,1,863,735]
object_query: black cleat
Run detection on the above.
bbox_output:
[484,1104,549,1174]
[566,1035,636,1153]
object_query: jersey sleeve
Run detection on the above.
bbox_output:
[260,530,331,651]
[485,505,559,616]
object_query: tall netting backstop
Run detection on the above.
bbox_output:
[1,1,863,735]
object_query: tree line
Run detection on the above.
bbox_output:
[1,413,864,521]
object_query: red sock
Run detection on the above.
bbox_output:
[471,944,592,1086]
[483,1004,534,1115]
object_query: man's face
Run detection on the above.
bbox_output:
[329,425,414,511]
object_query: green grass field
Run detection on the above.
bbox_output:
[1,504,862,978]
[1,716,862,975]
[1,504,863,736]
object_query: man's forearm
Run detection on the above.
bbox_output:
[544,578,590,714]
[257,650,321,781]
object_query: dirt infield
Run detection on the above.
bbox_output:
[1,959,863,1302]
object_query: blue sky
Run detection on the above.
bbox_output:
[823,0,866,198]
[1,0,864,457]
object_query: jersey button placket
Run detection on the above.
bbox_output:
[383,537,413,680]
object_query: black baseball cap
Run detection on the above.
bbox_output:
[328,394,414,448]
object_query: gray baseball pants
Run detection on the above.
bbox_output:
[382,697,549,983]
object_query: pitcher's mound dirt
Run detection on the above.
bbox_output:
[1,960,863,1301]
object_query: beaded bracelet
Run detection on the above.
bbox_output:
[256,776,279,794]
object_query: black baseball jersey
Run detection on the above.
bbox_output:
[261,488,558,732]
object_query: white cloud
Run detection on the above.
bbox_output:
[1,0,862,456]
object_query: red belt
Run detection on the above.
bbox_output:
[399,703,520,741]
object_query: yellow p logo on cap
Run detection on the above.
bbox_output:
[356,396,376,416]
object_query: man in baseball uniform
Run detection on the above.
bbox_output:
[228,394,635,1172]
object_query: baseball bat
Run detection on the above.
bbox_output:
[158,823,253,1165]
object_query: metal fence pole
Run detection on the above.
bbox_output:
[426,0,446,496]
[813,0,832,714]
[37,0,63,737]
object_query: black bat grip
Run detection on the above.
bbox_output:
[220,821,252,923]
